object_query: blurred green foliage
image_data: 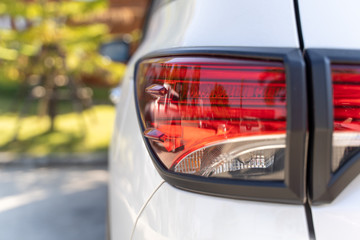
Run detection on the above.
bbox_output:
[0,0,124,154]
[0,0,125,86]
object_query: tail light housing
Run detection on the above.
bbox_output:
[135,48,307,203]
[308,49,360,204]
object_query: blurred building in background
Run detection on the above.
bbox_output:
[107,0,149,34]
[69,0,150,55]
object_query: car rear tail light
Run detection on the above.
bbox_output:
[135,49,307,203]
[308,49,360,203]
[136,56,287,180]
[332,64,360,172]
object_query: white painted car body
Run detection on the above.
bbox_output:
[299,1,360,239]
[299,0,360,49]
[109,0,360,239]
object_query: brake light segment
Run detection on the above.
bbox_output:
[332,64,360,171]
[136,56,286,180]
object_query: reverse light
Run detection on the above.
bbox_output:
[136,56,287,180]
[332,64,360,172]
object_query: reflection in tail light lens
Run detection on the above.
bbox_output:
[332,64,360,172]
[136,57,287,180]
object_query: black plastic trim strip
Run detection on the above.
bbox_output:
[134,47,308,204]
[307,49,360,204]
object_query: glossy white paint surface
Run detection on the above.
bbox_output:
[311,174,360,240]
[142,0,299,51]
[299,0,360,49]
[132,183,309,240]
[109,0,301,239]
[109,74,164,239]
[299,0,360,237]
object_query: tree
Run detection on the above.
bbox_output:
[0,0,124,131]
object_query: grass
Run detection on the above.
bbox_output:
[0,74,117,155]
[0,105,115,155]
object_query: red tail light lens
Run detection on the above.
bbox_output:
[332,64,360,171]
[136,56,287,180]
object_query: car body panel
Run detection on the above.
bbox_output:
[141,0,299,52]
[298,0,360,49]
[298,0,360,237]
[109,0,315,239]
[310,175,360,240]
[132,182,309,240]
[109,74,164,239]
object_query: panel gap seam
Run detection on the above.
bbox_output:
[293,0,305,51]
[304,201,316,240]
[130,181,165,239]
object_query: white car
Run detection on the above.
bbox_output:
[108,0,360,239]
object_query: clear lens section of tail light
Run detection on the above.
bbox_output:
[332,64,360,172]
[136,57,287,180]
